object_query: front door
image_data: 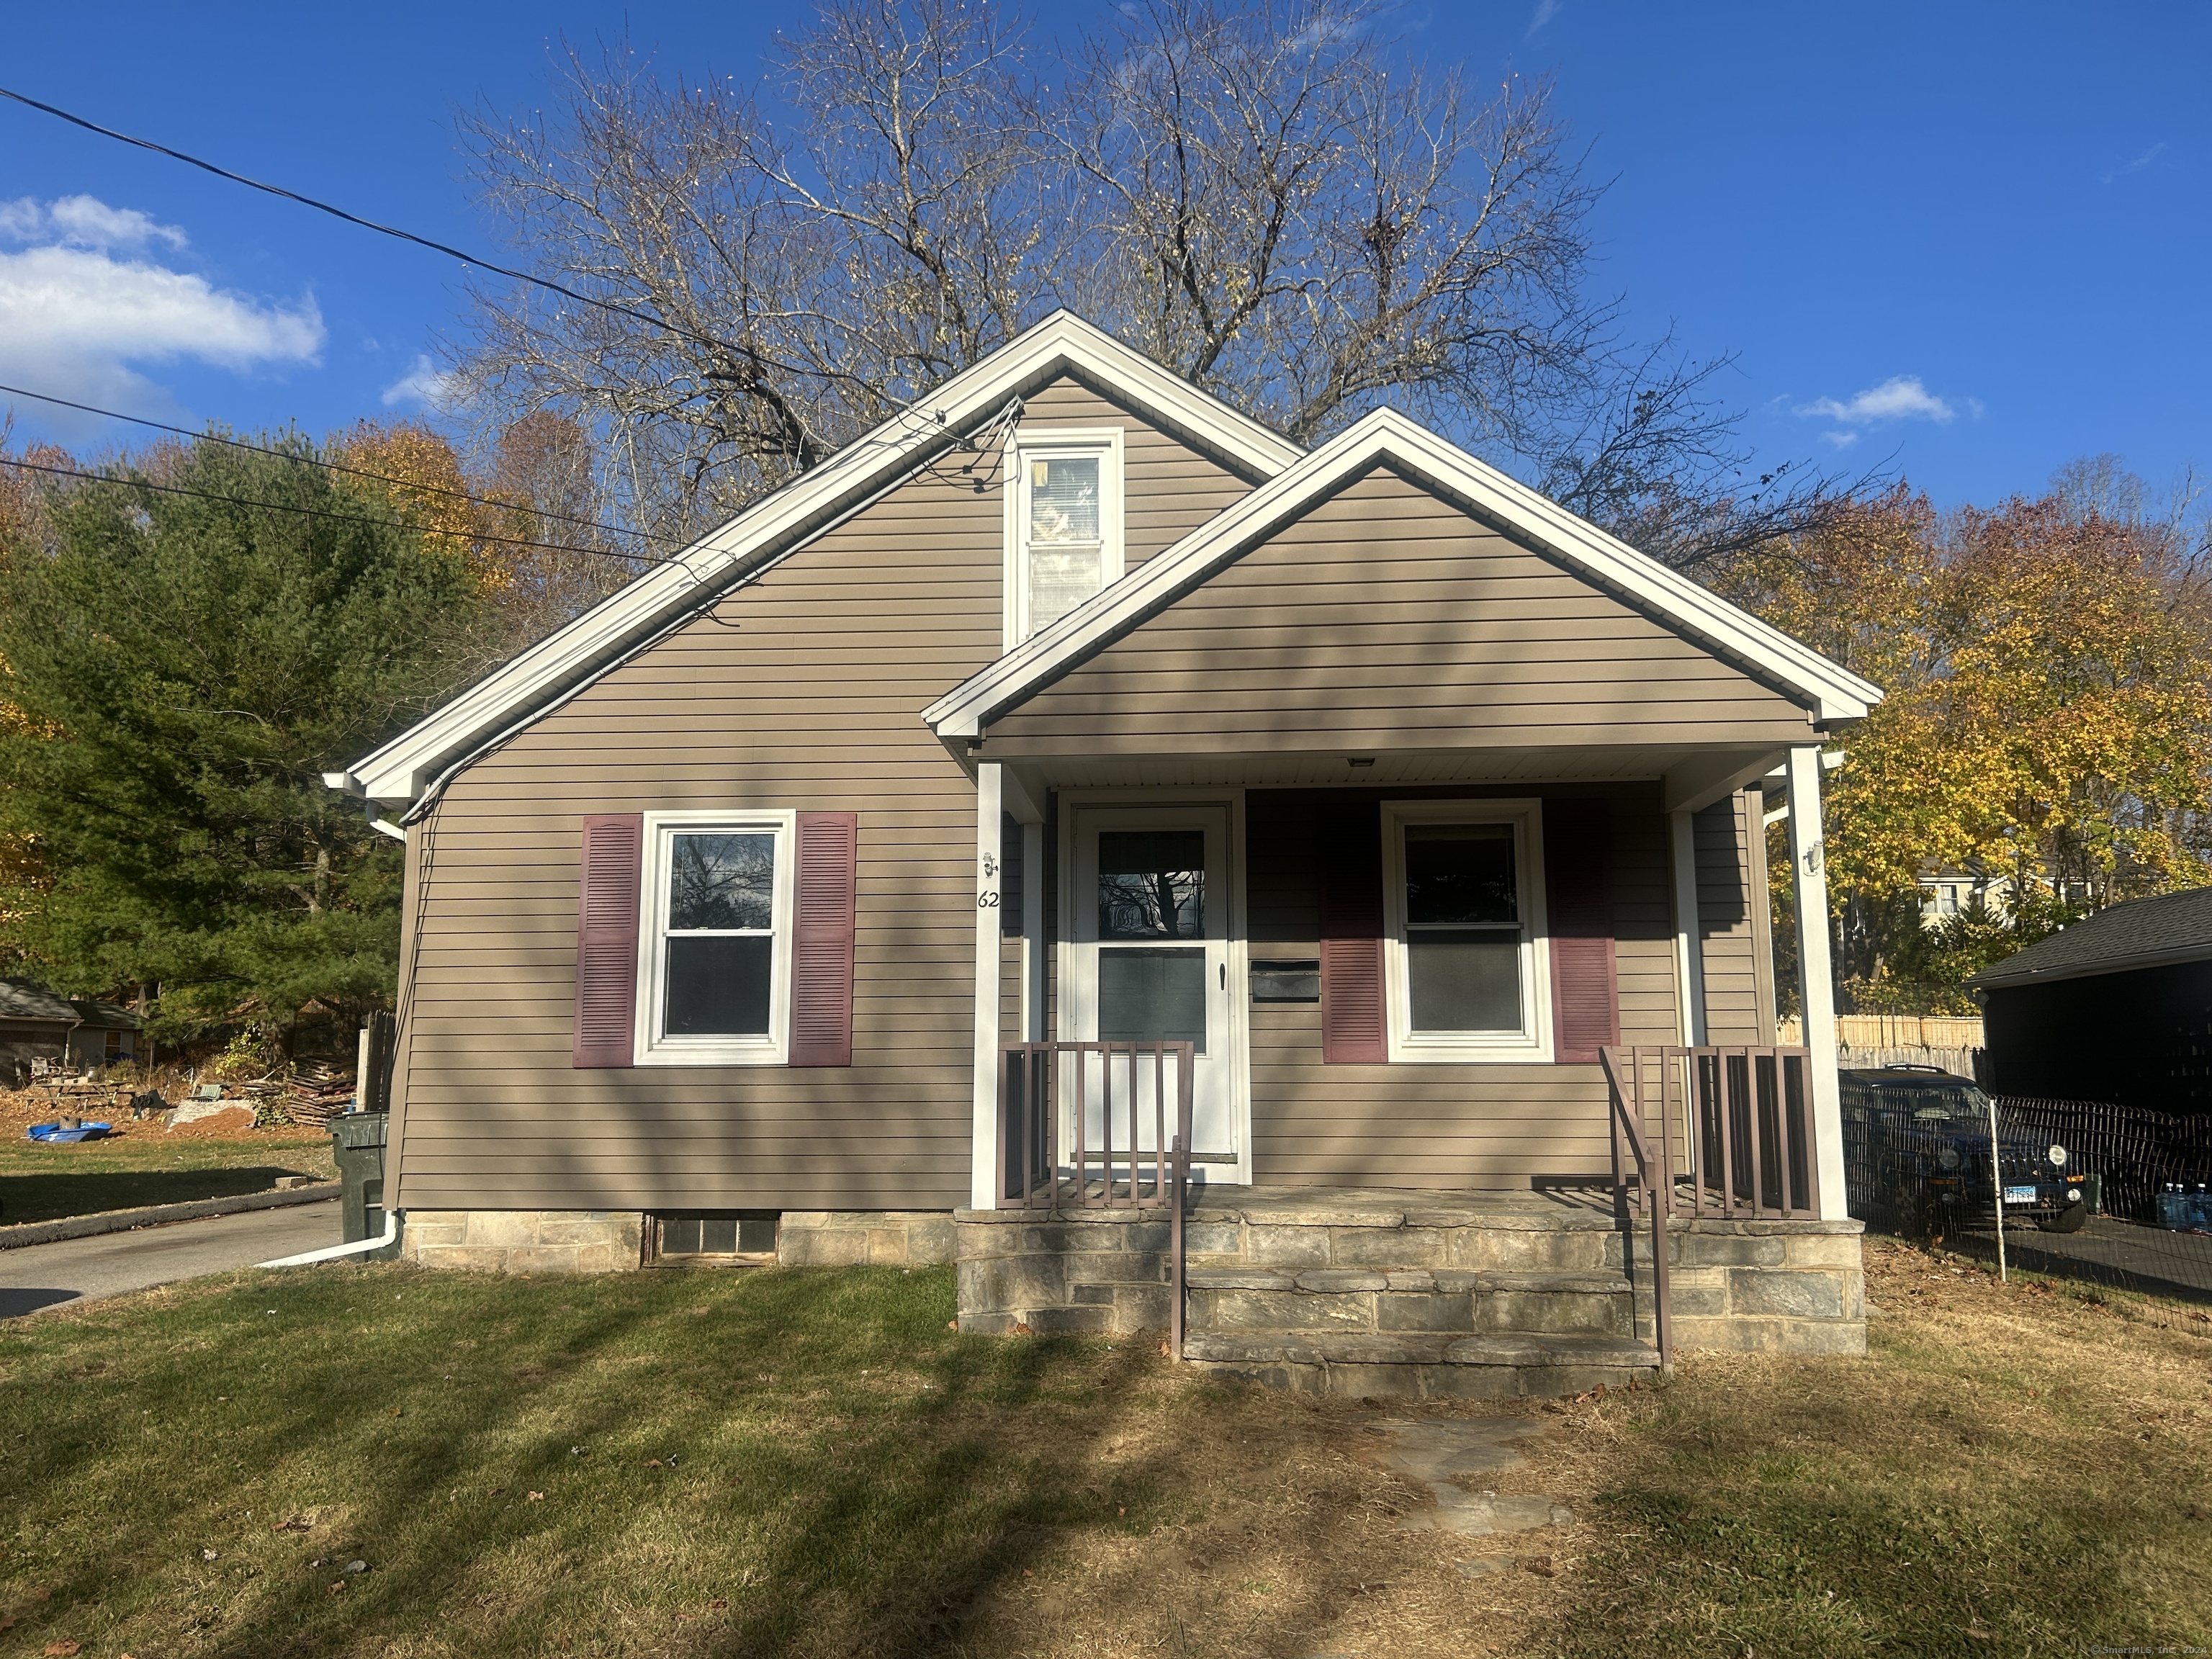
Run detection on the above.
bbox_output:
[1066,804,1238,1162]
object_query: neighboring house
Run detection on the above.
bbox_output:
[327,313,1881,1393]
[1915,865,2088,928]
[0,979,142,1082]
[1970,885,2212,1113]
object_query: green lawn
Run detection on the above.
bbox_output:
[0,1132,334,1226]
[0,1248,2205,1658]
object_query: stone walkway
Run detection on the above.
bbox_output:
[1362,1416,1575,1541]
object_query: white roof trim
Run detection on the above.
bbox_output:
[335,311,1302,804]
[924,408,1885,739]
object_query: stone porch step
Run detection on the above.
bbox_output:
[1183,1329,1660,1400]
[1184,1264,1636,1339]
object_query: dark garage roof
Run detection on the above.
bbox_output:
[1969,886,2212,990]
[0,979,78,1024]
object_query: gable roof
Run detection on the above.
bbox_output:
[1969,886,2212,990]
[923,408,1884,739]
[329,311,1303,808]
[0,979,77,1025]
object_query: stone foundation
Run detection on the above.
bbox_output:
[1639,1216,1867,1355]
[400,1209,644,1274]
[776,1211,956,1267]
[400,1208,956,1274]
[956,1205,1176,1334]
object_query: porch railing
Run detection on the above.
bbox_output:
[996,1040,1196,1358]
[1599,1044,1822,1370]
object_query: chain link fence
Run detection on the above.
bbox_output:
[1843,1077,2212,1304]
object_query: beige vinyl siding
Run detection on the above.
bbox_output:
[984,465,1815,757]
[392,382,1252,1213]
[1241,785,1677,1190]
[1692,787,1779,1045]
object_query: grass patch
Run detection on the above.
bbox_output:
[0,1263,1459,1658]
[0,1132,334,1225]
[1547,1239,2212,1657]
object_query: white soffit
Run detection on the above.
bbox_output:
[333,311,1303,804]
[925,408,1885,739]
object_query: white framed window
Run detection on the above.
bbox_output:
[1003,427,1125,647]
[634,810,796,1066]
[1381,799,1552,1064]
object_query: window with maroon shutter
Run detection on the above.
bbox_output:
[573,814,644,1068]
[1542,799,1619,1064]
[789,811,858,1066]
[1320,803,1388,1064]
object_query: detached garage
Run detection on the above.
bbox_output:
[1971,887,2212,1114]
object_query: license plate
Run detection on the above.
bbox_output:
[2004,1185,2038,1204]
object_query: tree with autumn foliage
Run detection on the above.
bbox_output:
[1720,474,2212,1012]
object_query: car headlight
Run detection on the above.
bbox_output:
[2049,1143,2067,1167]
[2067,1187,2083,1202]
[1938,1146,1962,1172]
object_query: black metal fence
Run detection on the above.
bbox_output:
[1845,1092,2212,1304]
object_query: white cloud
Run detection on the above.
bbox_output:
[381,353,455,409]
[1527,0,1562,36]
[1819,430,1861,450]
[2101,141,2166,185]
[0,201,323,431]
[1797,375,1959,427]
[0,193,187,252]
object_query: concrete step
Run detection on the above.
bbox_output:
[1182,1329,1660,1400]
[1184,1266,1636,1339]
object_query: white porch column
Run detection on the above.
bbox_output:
[1668,807,1707,1047]
[971,763,1005,1210]
[1786,745,1848,1218]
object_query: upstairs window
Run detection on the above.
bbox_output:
[1004,428,1124,647]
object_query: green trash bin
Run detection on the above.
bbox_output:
[331,1112,401,1260]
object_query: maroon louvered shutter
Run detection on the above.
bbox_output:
[1320,802,1388,1064]
[1543,799,1619,1064]
[790,811,858,1067]
[572,814,643,1068]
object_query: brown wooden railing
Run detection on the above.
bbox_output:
[996,1040,1196,1357]
[1601,1044,1823,1370]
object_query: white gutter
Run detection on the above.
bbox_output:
[258,1208,397,1268]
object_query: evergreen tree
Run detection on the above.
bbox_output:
[0,438,490,1051]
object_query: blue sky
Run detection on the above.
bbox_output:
[3,1,2205,511]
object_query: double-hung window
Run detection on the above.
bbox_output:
[1381,801,1552,1063]
[1004,428,1125,647]
[635,811,795,1065]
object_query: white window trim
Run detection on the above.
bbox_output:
[1002,426,1126,649]
[633,809,797,1066]
[1380,799,1554,1065]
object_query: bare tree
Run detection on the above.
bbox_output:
[451,0,1849,567]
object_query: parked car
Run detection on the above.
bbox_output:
[1840,1064,2092,1235]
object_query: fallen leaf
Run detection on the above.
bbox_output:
[328,1582,346,1596]
[1520,1556,1556,1578]
[201,1547,219,1561]
[528,1491,546,1502]
[44,1643,79,1657]
[1012,1321,1033,1336]
[646,1460,663,1468]
[709,1599,727,1609]
[273,1517,312,1533]
[946,1320,958,1331]
[1966,1627,1992,1642]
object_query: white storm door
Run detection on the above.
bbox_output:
[1066,806,1236,1161]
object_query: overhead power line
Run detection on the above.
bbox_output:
[0,84,798,374]
[0,455,670,566]
[0,378,658,550]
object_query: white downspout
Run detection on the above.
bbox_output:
[258,1208,397,1269]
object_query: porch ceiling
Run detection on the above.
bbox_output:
[989,742,1787,800]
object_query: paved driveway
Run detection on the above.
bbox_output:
[0,1200,341,1318]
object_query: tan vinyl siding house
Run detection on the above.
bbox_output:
[336,313,1876,1373]
[390,373,1263,1216]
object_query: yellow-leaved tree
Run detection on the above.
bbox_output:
[1719,482,2212,1012]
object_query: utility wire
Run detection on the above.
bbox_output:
[0,455,670,566]
[0,379,660,550]
[0,84,801,375]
